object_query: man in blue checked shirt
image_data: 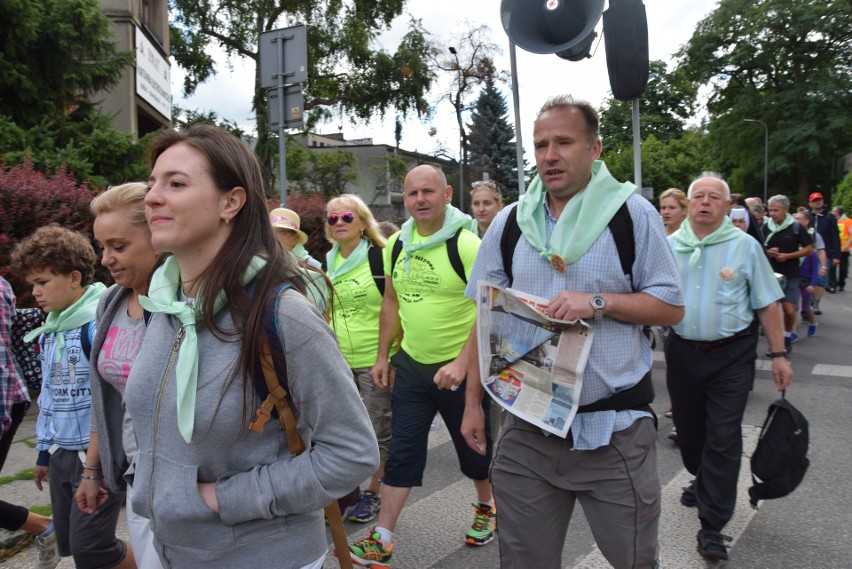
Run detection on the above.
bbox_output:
[461,95,684,569]
[666,173,793,562]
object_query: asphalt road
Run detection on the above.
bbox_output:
[4,290,850,568]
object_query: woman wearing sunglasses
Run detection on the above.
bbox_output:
[324,195,392,524]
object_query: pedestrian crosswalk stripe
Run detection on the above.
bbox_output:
[811,364,852,378]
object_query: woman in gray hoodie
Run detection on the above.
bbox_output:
[125,125,379,568]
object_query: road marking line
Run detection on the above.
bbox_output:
[811,364,852,378]
[567,426,762,568]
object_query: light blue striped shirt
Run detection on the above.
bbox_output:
[466,194,684,450]
[669,226,783,341]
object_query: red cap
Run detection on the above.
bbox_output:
[808,192,824,202]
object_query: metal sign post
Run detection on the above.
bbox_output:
[259,25,307,206]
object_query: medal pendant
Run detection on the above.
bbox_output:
[550,254,567,273]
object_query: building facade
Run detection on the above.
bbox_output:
[97,0,171,137]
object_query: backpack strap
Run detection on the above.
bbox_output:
[390,228,467,284]
[446,227,468,284]
[391,236,403,274]
[247,284,305,455]
[501,207,522,286]
[575,370,656,428]
[368,246,385,297]
[80,321,93,360]
[245,282,353,569]
[500,200,636,290]
[608,201,636,290]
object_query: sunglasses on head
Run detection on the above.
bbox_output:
[328,212,355,225]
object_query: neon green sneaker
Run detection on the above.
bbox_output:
[465,502,496,546]
[348,530,393,568]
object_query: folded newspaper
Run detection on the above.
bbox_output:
[476,281,593,438]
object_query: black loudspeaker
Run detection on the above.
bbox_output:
[603,0,649,100]
[501,0,605,61]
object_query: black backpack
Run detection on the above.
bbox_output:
[748,392,810,508]
[500,201,635,288]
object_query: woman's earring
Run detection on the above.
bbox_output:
[223,217,230,225]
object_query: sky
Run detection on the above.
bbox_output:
[172,0,720,162]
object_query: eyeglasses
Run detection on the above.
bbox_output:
[471,180,497,190]
[327,212,355,225]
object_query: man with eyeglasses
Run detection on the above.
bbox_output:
[667,174,791,561]
[347,164,494,568]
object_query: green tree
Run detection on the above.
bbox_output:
[604,130,711,197]
[170,0,435,187]
[0,0,146,189]
[467,77,519,202]
[835,171,852,215]
[676,0,852,201]
[296,150,359,197]
[433,24,506,200]
[173,106,246,138]
[599,60,697,151]
[0,0,133,125]
[0,105,151,189]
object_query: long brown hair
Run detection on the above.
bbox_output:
[148,125,305,426]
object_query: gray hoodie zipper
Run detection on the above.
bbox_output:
[147,326,184,566]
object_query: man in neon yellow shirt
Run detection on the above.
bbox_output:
[348,165,494,567]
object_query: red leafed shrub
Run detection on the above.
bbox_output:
[0,159,99,305]
[267,193,331,260]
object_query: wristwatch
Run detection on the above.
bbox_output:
[590,294,606,321]
[765,351,788,359]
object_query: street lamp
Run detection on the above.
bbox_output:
[449,46,464,212]
[743,118,769,204]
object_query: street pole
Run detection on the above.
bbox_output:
[449,46,464,212]
[277,34,288,206]
[744,118,769,204]
[509,40,526,196]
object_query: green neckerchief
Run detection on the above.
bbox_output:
[24,283,106,363]
[292,243,310,261]
[763,213,794,246]
[516,161,637,265]
[672,217,743,266]
[139,255,267,443]
[398,205,471,273]
[468,218,483,238]
[325,237,371,281]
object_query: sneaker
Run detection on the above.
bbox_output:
[465,503,496,546]
[808,322,817,337]
[696,529,732,561]
[680,480,696,508]
[784,336,792,354]
[789,332,798,343]
[349,490,381,523]
[35,530,60,569]
[348,531,392,568]
[667,426,678,443]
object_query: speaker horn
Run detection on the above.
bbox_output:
[501,0,605,61]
